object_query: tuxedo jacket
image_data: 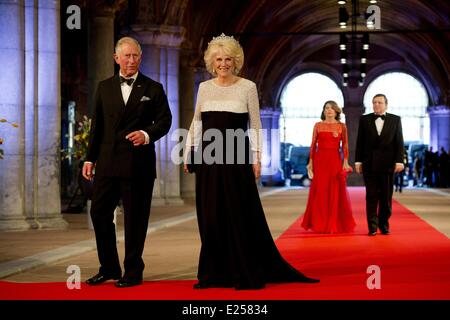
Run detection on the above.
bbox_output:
[355,113,404,173]
[86,73,172,178]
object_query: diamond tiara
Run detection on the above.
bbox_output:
[208,33,240,46]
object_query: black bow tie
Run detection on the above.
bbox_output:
[120,76,135,86]
[374,114,386,120]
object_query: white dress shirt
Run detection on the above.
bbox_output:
[119,72,137,105]
[374,113,385,136]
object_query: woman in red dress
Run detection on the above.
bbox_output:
[301,101,356,233]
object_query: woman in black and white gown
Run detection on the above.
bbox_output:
[183,33,319,290]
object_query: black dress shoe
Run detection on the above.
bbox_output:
[193,282,221,289]
[193,282,210,289]
[381,229,390,235]
[86,273,120,285]
[368,231,377,236]
[115,278,142,288]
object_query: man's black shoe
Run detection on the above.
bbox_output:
[115,277,142,288]
[381,229,390,235]
[193,282,210,289]
[86,273,120,285]
[193,281,222,289]
[368,231,377,236]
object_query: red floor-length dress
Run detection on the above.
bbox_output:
[301,122,356,233]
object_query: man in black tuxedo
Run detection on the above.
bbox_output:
[355,94,404,236]
[82,37,172,287]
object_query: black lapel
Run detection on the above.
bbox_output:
[114,73,147,129]
[111,75,126,128]
[369,113,379,138]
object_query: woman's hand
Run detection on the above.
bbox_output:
[306,161,313,179]
[342,159,352,172]
[253,162,261,180]
[183,164,189,174]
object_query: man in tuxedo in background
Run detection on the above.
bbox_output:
[82,37,172,287]
[355,94,404,236]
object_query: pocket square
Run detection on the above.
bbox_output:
[140,96,150,102]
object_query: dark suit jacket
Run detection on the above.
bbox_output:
[86,73,172,178]
[355,113,404,173]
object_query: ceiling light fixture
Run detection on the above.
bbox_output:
[360,50,367,64]
[362,33,369,50]
[339,33,347,50]
[360,64,366,78]
[340,51,347,64]
[339,7,349,28]
[343,64,349,77]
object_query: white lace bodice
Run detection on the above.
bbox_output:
[185,78,263,154]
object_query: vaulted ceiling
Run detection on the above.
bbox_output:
[180,0,450,107]
[105,1,450,107]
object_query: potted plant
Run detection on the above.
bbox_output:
[62,115,94,197]
[0,118,19,160]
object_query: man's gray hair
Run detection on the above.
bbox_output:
[115,37,142,55]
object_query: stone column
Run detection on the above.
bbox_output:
[260,108,283,186]
[87,4,115,115]
[179,49,196,198]
[180,65,211,198]
[132,25,185,205]
[0,0,28,230]
[428,105,450,151]
[24,0,37,227]
[343,105,365,186]
[0,0,67,230]
[33,0,67,228]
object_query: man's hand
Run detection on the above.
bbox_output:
[355,163,363,174]
[253,162,261,180]
[126,131,145,146]
[82,162,95,180]
[394,163,404,173]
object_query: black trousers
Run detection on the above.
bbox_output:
[90,176,154,279]
[363,172,394,232]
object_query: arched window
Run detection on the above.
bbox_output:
[280,72,344,146]
[363,72,429,144]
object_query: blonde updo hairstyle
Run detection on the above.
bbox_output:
[204,34,244,76]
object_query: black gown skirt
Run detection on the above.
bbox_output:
[194,111,319,290]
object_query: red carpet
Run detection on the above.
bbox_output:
[1,187,449,300]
